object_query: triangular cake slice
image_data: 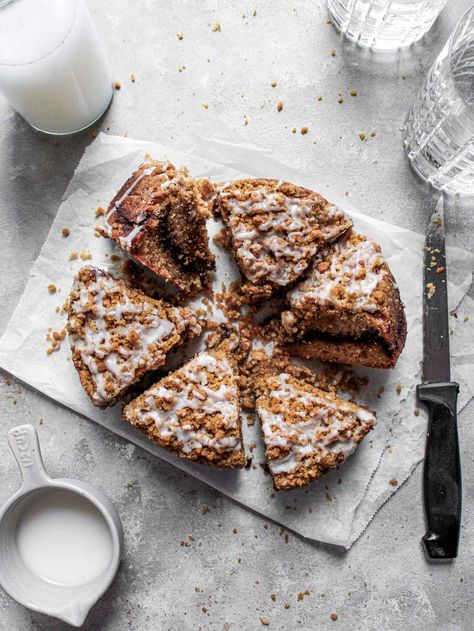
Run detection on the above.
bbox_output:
[281,231,407,368]
[256,372,375,491]
[67,266,202,408]
[214,178,352,301]
[123,345,246,468]
[99,160,216,295]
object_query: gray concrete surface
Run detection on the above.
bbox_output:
[1,1,473,629]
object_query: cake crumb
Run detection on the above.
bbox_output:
[61,227,70,238]
[300,126,309,135]
[130,73,136,82]
[317,95,323,101]
[396,384,402,395]
[359,132,366,141]
[414,409,420,416]
[201,103,209,109]
[270,593,276,601]
[370,131,376,137]
[260,617,270,626]
[331,48,336,57]
[330,613,338,621]
[284,603,290,609]
[114,81,121,90]
[426,282,436,298]
[277,101,283,112]
[47,284,57,293]
[291,127,296,133]
[80,251,92,261]
[389,479,398,487]
[212,22,221,32]
[350,89,357,96]
[69,251,78,260]
[177,32,184,40]
[337,96,344,104]
[297,590,310,601]
[271,81,277,87]
[95,207,105,217]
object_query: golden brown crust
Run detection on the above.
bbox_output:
[99,161,215,295]
[123,346,246,468]
[215,178,352,302]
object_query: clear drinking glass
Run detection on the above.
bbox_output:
[404,8,474,195]
[0,0,113,135]
[327,0,448,51]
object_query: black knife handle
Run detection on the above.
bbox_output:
[417,382,461,560]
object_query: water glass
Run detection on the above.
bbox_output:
[404,7,474,195]
[327,0,448,51]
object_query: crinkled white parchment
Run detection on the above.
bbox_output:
[1,121,473,548]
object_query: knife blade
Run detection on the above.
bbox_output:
[422,196,450,383]
[417,195,461,560]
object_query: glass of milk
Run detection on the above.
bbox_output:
[0,0,113,135]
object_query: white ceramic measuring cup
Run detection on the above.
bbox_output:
[0,424,123,626]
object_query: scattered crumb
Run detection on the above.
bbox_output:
[69,251,78,260]
[271,81,277,87]
[270,593,276,601]
[253,8,257,16]
[260,617,270,626]
[464,315,469,322]
[436,267,445,274]
[370,131,376,137]
[331,48,336,57]
[337,96,344,104]
[350,89,357,97]
[396,384,402,396]
[130,73,136,82]
[291,127,296,133]
[359,132,366,141]
[95,207,105,217]
[300,126,309,135]
[297,590,310,601]
[317,95,323,101]
[330,613,338,621]
[90,130,97,139]
[284,603,290,609]
[201,103,209,109]
[177,32,184,40]
[426,282,436,299]
[47,284,57,294]
[389,479,398,487]
[202,607,208,613]
[61,228,70,238]
[212,23,221,32]
[114,81,121,90]
[80,251,92,261]
[414,409,420,416]
[277,101,283,112]
[202,505,210,514]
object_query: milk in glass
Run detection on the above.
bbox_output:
[0,0,113,134]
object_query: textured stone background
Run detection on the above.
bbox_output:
[0,1,473,630]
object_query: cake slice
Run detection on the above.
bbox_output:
[256,372,375,491]
[67,266,202,408]
[214,178,352,301]
[99,160,216,295]
[281,231,407,368]
[123,344,246,468]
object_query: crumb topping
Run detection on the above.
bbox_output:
[218,183,349,288]
[125,350,243,457]
[256,373,375,480]
[287,232,386,314]
[68,267,201,406]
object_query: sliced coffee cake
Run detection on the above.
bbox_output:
[256,372,375,491]
[281,231,406,368]
[67,266,202,408]
[123,345,246,468]
[214,178,352,301]
[99,160,215,295]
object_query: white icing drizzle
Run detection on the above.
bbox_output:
[289,234,386,313]
[221,187,320,286]
[256,374,375,475]
[132,352,242,454]
[69,268,198,404]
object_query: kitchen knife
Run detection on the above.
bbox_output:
[417,195,461,560]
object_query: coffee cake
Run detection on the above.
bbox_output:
[67,266,202,408]
[123,346,246,468]
[214,178,352,301]
[281,231,406,368]
[256,372,375,490]
[99,160,215,295]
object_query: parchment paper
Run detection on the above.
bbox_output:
[1,120,473,548]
